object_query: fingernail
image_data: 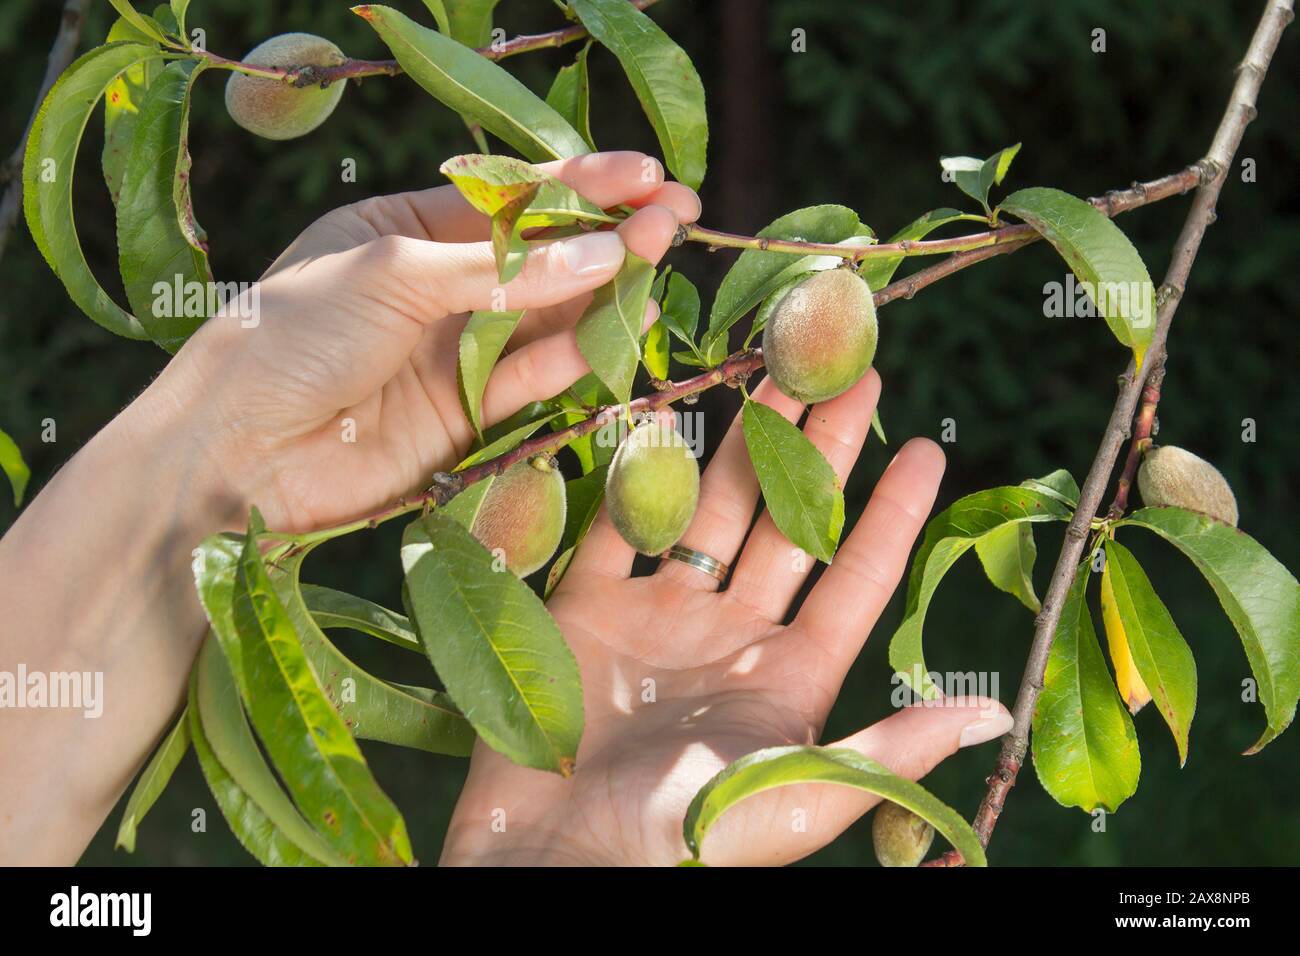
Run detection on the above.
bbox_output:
[959,711,1014,748]
[562,231,625,276]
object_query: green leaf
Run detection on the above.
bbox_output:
[1117,507,1300,752]
[857,207,968,291]
[890,485,1074,698]
[545,44,596,151]
[421,0,452,33]
[231,518,412,864]
[357,6,590,161]
[442,0,501,45]
[267,556,474,758]
[301,584,421,653]
[681,745,985,866]
[999,187,1156,366]
[1032,563,1140,812]
[643,315,669,380]
[705,205,862,356]
[870,409,886,444]
[940,143,1020,214]
[659,270,701,352]
[0,429,31,507]
[24,42,165,340]
[169,0,191,34]
[458,309,523,439]
[190,638,345,866]
[115,706,189,852]
[555,373,617,474]
[103,18,162,204]
[117,58,212,352]
[576,251,656,402]
[975,522,1041,614]
[453,410,564,471]
[401,512,584,773]
[742,399,844,564]
[569,0,707,189]
[1102,538,1197,765]
[1021,468,1081,508]
[107,0,168,43]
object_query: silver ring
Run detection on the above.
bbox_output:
[662,544,729,582]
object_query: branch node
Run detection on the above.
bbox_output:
[1156,282,1184,307]
[427,471,464,504]
[1194,158,1223,185]
[671,223,688,247]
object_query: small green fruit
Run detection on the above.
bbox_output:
[871,801,934,868]
[761,267,877,404]
[470,455,566,577]
[224,33,347,140]
[606,421,700,555]
[1137,445,1238,526]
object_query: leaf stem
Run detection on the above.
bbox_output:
[922,0,1294,868]
[199,0,660,86]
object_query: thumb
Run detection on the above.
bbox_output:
[699,699,1012,866]
[338,228,628,321]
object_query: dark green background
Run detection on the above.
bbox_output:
[1,0,1295,866]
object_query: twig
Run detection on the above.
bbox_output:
[923,0,1294,868]
[0,0,89,267]
[203,0,660,85]
[333,159,1205,536]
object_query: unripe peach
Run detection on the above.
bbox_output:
[1137,445,1238,526]
[761,267,877,404]
[224,33,347,140]
[470,455,566,577]
[605,421,699,555]
[871,801,934,867]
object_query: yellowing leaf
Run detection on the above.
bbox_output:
[1100,557,1153,714]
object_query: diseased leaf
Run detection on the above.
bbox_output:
[458,309,523,439]
[440,153,609,224]
[576,251,656,402]
[103,17,162,203]
[569,0,706,189]
[705,205,862,357]
[24,42,165,340]
[1032,563,1140,812]
[190,638,344,866]
[682,745,985,866]
[115,707,189,852]
[999,187,1156,366]
[0,429,31,507]
[545,44,596,151]
[890,485,1073,698]
[742,399,844,564]
[357,5,590,161]
[117,58,212,352]
[401,512,583,773]
[1102,538,1197,765]
[1118,507,1300,752]
[231,516,412,864]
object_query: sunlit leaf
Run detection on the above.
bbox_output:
[576,251,656,402]
[0,429,30,507]
[115,706,189,852]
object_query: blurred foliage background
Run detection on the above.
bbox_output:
[1,0,1296,867]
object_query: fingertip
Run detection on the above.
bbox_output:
[616,204,680,265]
[898,436,947,472]
[642,297,661,333]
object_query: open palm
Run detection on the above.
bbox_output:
[442,373,1012,866]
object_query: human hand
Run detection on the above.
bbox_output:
[147,150,700,533]
[440,372,1013,866]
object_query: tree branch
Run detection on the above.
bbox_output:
[0,0,89,268]
[328,159,1208,539]
[202,0,660,85]
[923,0,1295,868]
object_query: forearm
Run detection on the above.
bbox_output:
[0,382,244,864]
